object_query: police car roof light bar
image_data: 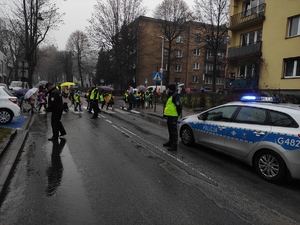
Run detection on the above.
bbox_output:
[240,95,279,103]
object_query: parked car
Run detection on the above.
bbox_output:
[0,83,8,89]
[0,86,20,124]
[179,96,300,183]
[9,81,29,95]
[147,85,166,93]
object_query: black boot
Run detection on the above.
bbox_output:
[168,145,177,151]
[163,142,172,147]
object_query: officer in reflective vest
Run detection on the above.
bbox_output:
[90,83,100,119]
[163,84,181,151]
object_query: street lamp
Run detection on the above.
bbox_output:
[158,36,164,90]
[154,36,165,112]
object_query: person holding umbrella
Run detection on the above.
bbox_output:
[45,83,66,141]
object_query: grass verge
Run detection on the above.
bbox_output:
[0,128,12,143]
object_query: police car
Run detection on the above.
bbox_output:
[179,96,300,183]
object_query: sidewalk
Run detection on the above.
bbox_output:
[0,112,33,205]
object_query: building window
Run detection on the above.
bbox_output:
[284,58,300,77]
[175,64,182,72]
[241,29,262,46]
[239,64,255,78]
[205,63,213,72]
[194,48,201,56]
[194,34,201,42]
[193,62,200,70]
[176,36,183,43]
[216,77,224,85]
[175,50,183,58]
[288,16,300,37]
[164,48,169,56]
[243,0,264,16]
[192,76,199,83]
[204,76,212,84]
[206,50,213,59]
[163,63,168,71]
[174,78,181,84]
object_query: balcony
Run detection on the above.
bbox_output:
[229,3,266,31]
[228,41,262,58]
[225,77,258,90]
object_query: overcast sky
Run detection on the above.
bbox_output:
[50,0,194,50]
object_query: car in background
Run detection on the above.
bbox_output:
[179,96,300,183]
[0,83,8,89]
[0,86,20,124]
[147,85,166,93]
[9,81,29,95]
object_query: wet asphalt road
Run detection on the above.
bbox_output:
[1,106,300,224]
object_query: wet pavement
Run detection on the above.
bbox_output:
[0,97,198,205]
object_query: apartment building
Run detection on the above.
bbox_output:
[227,0,300,94]
[134,16,226,91]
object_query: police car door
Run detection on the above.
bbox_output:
[224,106,271,158]
[195,106,238,150]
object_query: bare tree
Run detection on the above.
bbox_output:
[152,0,193,87]
[35,45,63,84]
[193,0,229,92]
[66,30,90,87]
[0,21,24,82]
[87,0,146,89]
[57,50,73,83]
[1,0,65,87]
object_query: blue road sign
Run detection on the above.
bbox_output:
[152,72,162,82]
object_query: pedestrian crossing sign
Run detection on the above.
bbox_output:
[152,72,162,82]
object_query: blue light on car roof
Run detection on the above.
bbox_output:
[240,96,257,101]
[240,95,279,103]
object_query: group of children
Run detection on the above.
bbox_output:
[85,90,115,111]
[122,90,153,110]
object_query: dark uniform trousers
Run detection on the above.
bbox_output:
[91,100,100,118]
[51,111,66,138]
[167,116,178,146]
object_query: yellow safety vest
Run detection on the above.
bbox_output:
[99,93,104,101]
[74,94,80,103]
[90,88,99,100]
[164,96,178,117]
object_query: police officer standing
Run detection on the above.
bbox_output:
[90,83,100,119]
[45,83,66,141]
[163,84,181,151]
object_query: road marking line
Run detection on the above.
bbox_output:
[111,124,216,186]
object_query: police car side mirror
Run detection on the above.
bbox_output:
[198,114,207,121]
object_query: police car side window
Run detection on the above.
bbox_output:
[269,110,298,128]
[207,106,237,121]
[236,107,266,125]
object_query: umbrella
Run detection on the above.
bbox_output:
[34,80,48,87]
[178,83,185,87]
[100,86,114,91]
[60,82,76,87]
[136,85,147,91]
[14,88,28,96]
[24,87,38,100]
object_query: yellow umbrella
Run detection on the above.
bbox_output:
[60,82,76,87]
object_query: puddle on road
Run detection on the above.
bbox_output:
[45,139,97,224]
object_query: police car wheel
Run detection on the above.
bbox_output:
[254,150,287,183]
[180,126,194,146]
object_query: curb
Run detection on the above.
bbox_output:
[0,114,33,207]
[0,129,17,158]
